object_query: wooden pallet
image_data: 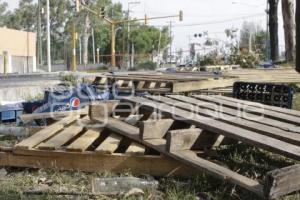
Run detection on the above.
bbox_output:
[4,96,300,199]
[1,114,199,178]
[93,73,236,93]
[107,95,300,199]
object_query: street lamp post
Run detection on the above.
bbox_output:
[127,1,141,69]
[46,0,51,72]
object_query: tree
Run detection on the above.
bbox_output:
[0,0,8,26]
[268,0,279,62]
[282,0,295,61]
[130,25,170,56]
[6,0,37,31]
[296,0,300,72]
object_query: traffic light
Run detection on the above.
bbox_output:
[100,7,105,18]
[179,10,183,21]
[75,0,81,12]
[144,14,148,25]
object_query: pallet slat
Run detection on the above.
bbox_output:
[15,116,79,150]
[95,133,122,154]
[38,125,84,150]
[66,129,101,152]
[163,95,300,145]
[194,95,300,126]
[125,142,145,155]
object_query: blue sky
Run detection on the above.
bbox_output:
[5,0,285,52]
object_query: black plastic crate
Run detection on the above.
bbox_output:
[233,82,293,109]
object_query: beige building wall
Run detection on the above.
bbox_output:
[0,28,36,74]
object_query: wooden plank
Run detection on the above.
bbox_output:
[66,129,101,152]
[149,82,157,89]
[172,79,235,93]
[123,114,143,125]
[99,77,107,84]
[20,108,88,123]
[264,164,300,199]
[98,116,264,197]
[125,142,145,155]
[136,88,171,93]
[214,95,300,117]
[136,81,145,89]
[14,116,79,150]
[128,80,133,88]
[139,119,174,140]
[167,95,300,139]
[159,82,167,88]
[95,133,122,154]
[122,96,300,161]
[38,125,84,150]
[193,95,300,126]
[116,80,125,86]
[89,100,119,120]
[166,129,202,152]
[0,150,201,178]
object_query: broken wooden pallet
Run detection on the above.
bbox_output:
[3,114,200,178]
[108,95,300,199]
[93,73,236,93]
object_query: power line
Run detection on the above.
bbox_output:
[129,13,266,28]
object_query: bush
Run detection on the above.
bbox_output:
[229,51,260,68]
[136,61,157,70]
[197,51,225,66]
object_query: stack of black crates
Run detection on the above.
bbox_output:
[233,82,294,109]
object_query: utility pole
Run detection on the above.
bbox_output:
[37,0,43,68]
[296,0,300,72]
[266,0,270,60]
[127,1,140,69]
[79,37,82,65]
[249,32,252,52]
[169,21,172,64]
[46,0,51,72]
[111,23,116,67]
[92,28,96,64]
[71,23,77,71]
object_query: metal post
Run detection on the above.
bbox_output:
[249,32,252,52]
[127,10,131,69]
[131,43,135,69]
[169,21,172,64]
[92,28,96,64]
[111,23,116,68]
[37,0,43,68]
[97,48,100,64]
[72,23,77,71]
[79,37,82,65]
[46,0,51,72]
[3,51,7,74]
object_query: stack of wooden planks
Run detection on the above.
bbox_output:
[2,95,300,199]
[93,73,236,93]
[224,68,300,84]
